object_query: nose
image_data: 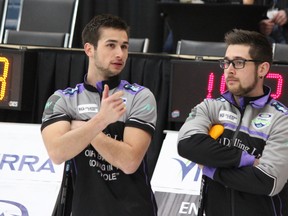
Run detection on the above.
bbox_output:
[225,63,236,74]
[115,45,125,58]
[227,62,234,69]
[227,61,238,70]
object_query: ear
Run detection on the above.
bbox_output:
[258,62,270,78]
[84,43,95,57]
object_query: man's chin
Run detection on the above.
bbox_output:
[108,70,122,77]
[227,87,241,96]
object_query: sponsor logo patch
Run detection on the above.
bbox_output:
[44,95,61,115]
[219,110,237,124]
[271,101,288,113]
[78,104,98,113]
[124,84,142,92]
[252,113,272,129]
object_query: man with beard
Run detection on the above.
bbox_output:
[177,29,288,216]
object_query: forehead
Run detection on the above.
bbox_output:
[225,44,251,59]
[99,27,128,43]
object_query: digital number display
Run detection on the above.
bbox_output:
[204,72,283,99]
[169,60,288,122]
[0,57,10,101]
[0,48,37,110]
[0,51,22,110]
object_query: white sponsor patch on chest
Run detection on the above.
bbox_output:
[78,104,98,113]
[219,110,238,124]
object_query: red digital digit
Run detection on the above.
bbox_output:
[220,74,226,94]
[0,57,10,101]
[266,73,283,99]
[206,73,227,99]
[206,72,284,100]
[206,72,215,98]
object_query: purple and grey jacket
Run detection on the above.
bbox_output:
[178,85,288,216]
[41,75,157,216]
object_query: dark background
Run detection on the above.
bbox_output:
[72,0,165,53]
[71,1,268,53]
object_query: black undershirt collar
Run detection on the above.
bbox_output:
[83,74,120,93]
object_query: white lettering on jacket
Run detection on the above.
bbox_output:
[78,104,98,113]
[219,110,238,124]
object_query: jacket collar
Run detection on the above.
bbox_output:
[222,85,271,109]
[83,74,120,93]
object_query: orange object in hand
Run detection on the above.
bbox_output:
[209,124,224,140]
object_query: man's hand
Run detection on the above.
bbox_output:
[273,10,288,26]
[259,19,275,36]
[97,84,126,125]
[253,158,260,167]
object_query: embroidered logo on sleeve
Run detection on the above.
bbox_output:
[123,84,144,95]
[44,95,61,114]
[271,101,288,113]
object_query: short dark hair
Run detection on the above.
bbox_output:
[81,14,130,47]
[224,29,273,65]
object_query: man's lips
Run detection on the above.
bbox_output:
[226,77,238,83]
[112,61,123,66]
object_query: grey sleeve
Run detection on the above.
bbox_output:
[126,88,157,135]
[41,92,71,130]
[178,99,218,142]
[256,114,288,195]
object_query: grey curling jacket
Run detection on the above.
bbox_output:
[178,86,288,216]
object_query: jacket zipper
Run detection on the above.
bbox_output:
[229,107,244,216]
[231,189,235,216]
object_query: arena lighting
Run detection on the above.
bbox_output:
[0,48,37,110]
[169,60,288,123]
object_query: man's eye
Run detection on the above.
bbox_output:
[234,60,243,65]
[223,61,230,66]
[108,44,115,48]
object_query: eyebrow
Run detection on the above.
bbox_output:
[106,39,129,45]
[224,56,246,60]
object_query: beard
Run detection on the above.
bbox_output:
[96,64,120,79]
[226,72,258,97]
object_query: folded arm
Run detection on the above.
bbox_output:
[41,85,126,164]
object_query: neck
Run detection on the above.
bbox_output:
[87,70,106,88]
